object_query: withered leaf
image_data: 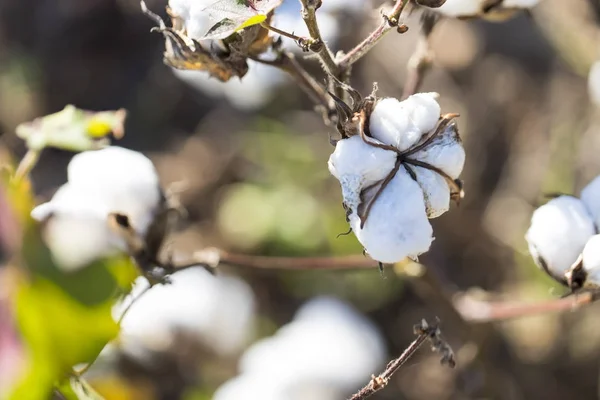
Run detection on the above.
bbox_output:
[201,0,283,40]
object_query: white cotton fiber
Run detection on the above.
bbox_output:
[412,166,451,218]
[581,175,600,231]
[582,234,600,287]
[411,122,465,179]
[350,167,433,263]
[526,196,595,278]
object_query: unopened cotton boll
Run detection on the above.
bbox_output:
[411,122,465,179]
[526,196,595,278]
[350,167,433,263]
[369,94,441,152]
[582,234,600,287]
[328,135,396,211]
[412,166,450,218]
[582,175,600,230]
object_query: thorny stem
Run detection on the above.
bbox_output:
[337,0,411,70]
[298,0,339,76]
[349,319,454,400]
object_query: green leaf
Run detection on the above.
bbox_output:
[201,0,282,40]
[15,105,127,152]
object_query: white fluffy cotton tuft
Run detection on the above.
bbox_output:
[31,146,162,271]
[369,94,441,152]
[411,122,465,179]
[582,234,600,287]
[525,196,595,278]
[412,166,451,218]
[328,135,396,212]
[350,168,433,263]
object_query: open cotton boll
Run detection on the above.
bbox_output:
[412,166,451,218]
[31,184,126,271]
[215,296,385,400]
[67,147,162,236]
[117,268,255,357]
[582,235,600,287]
[328,135,396,211]
[369,94,440,152]
[411,122,465,179]
[526,196,595,278]
[350,168,433,263]
[582,175,600,229]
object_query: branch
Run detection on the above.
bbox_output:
[401,13,437,99]
[349,319,455,400]
[454,291,596,323]
[337,0,411,70]
[298,0,339,76]
[251,51,335,123]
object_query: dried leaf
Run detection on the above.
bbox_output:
[201,0,283,40]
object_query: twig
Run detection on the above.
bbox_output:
[349,319,454,400]
[250,52,335,122]
[337,0,411,70]
[454,291,596,323]
[13,149,40,181]
[298,0,339,75]
[401,13,437,99]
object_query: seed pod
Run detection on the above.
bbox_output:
[525,196,595,282]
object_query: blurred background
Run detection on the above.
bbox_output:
[1,0,600,398]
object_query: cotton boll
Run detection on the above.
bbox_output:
[526,196,595,278]
[117,268,256,357]
[582,235,600,287]
[412,166,451,218]
[351,168,433,263]
[589,61,600,107]
[328,136,397,211]
[31,184,125,271]
[581,175,600,229]
[216,296,385,400]
[67,147,162,236]
[411,122,465,179]
[435,0,483,17]
[403,93,442,134]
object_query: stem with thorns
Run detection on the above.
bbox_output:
[337,0,411,70]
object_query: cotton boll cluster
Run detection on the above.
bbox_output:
[526,175,600,288]
[328,92,465,264]
[115,268,256,358]
[213,297,385,400]
[31,147,163,271]
[433,0,542,19]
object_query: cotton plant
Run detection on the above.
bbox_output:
[525,175,600,290]
[328,90,465,265]
[213,296,386,400]
[430,0,543,20]
[30,146,166,272]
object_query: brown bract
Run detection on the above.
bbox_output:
[141,1,274,82]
